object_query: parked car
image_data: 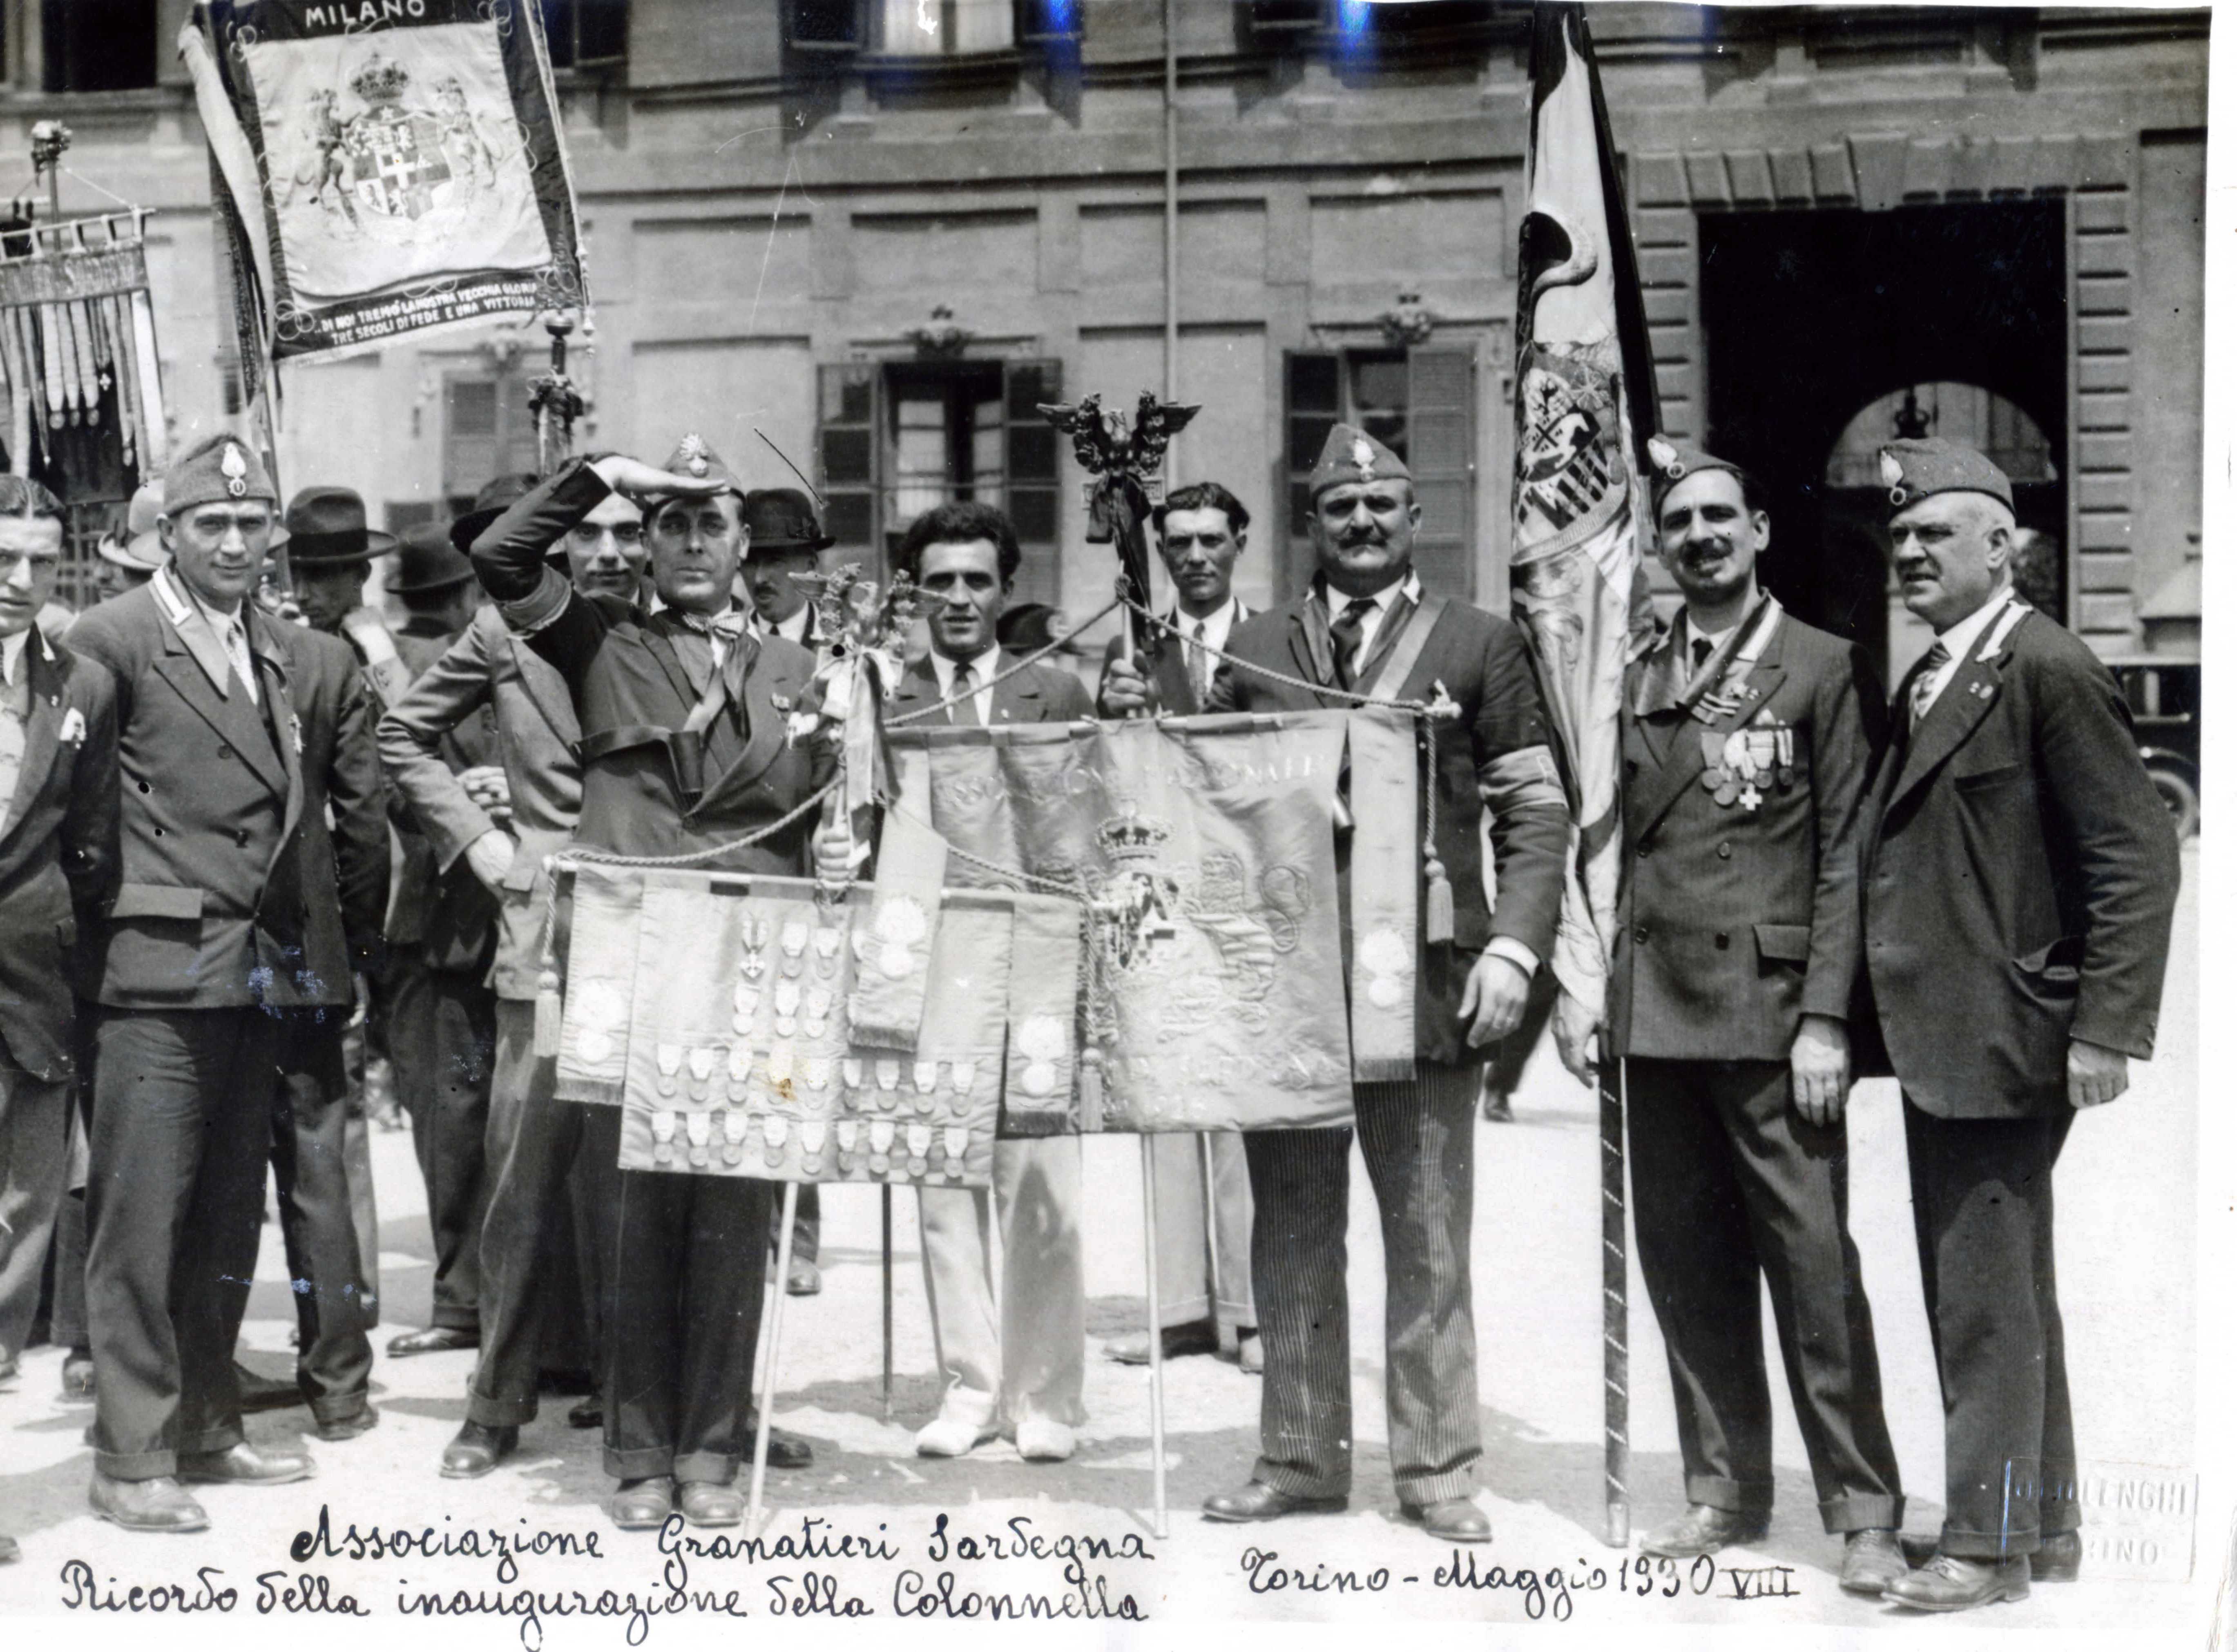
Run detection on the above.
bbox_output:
[2107,656,2200,839]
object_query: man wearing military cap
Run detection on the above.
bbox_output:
[1191,423,1569,1543]
[67,433,388,1530]
[470,436,835,1528]
[1562,436,1906,1591]
[1860,437,2178,1612]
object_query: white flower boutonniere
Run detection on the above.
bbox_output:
[289,714,306,756]
[58,706,86,746]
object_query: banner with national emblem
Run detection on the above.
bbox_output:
[182,0,589,363]
[889,709,1384,1134]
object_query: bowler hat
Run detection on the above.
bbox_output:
[449,471,540,555]
[388,522,478,595]
[742,488,833,556]
[284,486,397,569]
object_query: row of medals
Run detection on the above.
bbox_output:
[1701,723,1797,809]
[642,910,973,1179]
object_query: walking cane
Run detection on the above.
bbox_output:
[881,1185,894,1423]
[748,1180,802,1538]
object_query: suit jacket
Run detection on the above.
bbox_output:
[380,604,584,1000]
[67,584,386,1010]
[1861,602,2179,1118]
[0,626,119,1079]
[1096,603,1252,717]
[1611,610,1882,1062]
[472,461,826,875]
[383,621,500,974]
[888,649,1096,729]
[1203,586,1569,1066]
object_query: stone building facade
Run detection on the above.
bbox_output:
[0,1,2206,669]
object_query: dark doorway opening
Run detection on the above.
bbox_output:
[1698,201,2067,672]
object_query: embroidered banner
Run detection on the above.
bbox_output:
[891,711,1357,1133]
[184,0,589,363]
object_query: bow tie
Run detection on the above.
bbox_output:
[673,607,747,643]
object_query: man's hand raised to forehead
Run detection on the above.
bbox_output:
[589,454,728,500]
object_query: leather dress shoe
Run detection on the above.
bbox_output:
[442,1422,519,1479]
[387,1326,480,1358]
[1237,1331,1264,1375]
[1402,1497,1492,1543]
[1884,1554,2030,1612]
[1202,1480,1347,1523]
[677,1480,745,1528]
[568,1394,603,1430]
[745,1418,814,1469]
[90,1472,209,1533]
[609,1477,675,1531]
[178,1442,314,1486]
[1639,1503,1769,1558]
[60,1348,95,1404]
[316,1404,379,1442]
[0,1533,18,1563]
[234,1359,302,1414]
[1838,1528,1909,1596]
[786,1260,822,1297]
[2032,1531,2081,1582]
[1109,1318,1220,1366]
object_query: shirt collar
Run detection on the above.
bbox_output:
[1931,585,2015,665]
[0,626,27,687]
[1683,611,1739,657]
[1170,594,1241,646]
[154,564,247,633]
[1320,571,1418,618]
[930,643,1001,691]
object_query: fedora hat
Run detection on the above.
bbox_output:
[388,521,478,595]
[97,482,169,573]
[449,470,541,555]
[283,486,397,569]
[742,487,834,556]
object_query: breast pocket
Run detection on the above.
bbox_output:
[1954,760,2028,794]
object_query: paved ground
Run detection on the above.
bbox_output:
[0,847,2200,1636]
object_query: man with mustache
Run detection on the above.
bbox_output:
[1565,439,1905,1593]
[1183,425,1568,1543]
[470,436,831,1529]
[1864,439,2177,1612]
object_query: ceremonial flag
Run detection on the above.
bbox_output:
[1509,2,1658,1049]
[182,1,589,363]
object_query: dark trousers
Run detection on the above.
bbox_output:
[1903,1100,2078,1559]
[468,1001,612,1427]
[1626,1057,1903,1533]
[592,1104,771,1483]
[261,1012,375,1423]
[49,1186,88,1351]
[772,1184,819,1267]
[85,1008,275,1478]
[0,1048,71,1364]
[388,961,497,1331]
[1245,1059,1480,1507]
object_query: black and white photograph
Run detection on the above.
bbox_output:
[0,0,2221,1643]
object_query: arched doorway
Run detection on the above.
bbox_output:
[1823,383,2062,682]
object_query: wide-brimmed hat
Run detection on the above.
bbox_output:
[283,486,397,569]
[449,471,540,555]
[388,522,478,595]
[741,487,833,556]
[97,482,169,572]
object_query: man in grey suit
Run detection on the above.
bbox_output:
[1863,439,2179,1612]
[1095,480,1259,1375]
[883,500,1094,1465]
[68,434,387,1532]
[1578,439,1904,1593]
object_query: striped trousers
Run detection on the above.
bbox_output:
[1244,1059,1481,1507]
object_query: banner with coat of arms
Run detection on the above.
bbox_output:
[183,0,589,362]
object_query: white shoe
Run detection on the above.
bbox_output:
[915,1409,998,1458]
[1015,1416,1075,1462]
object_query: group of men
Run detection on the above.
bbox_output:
[0,409,2179,1618]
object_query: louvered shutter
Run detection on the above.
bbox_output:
[1406,342,1477,600]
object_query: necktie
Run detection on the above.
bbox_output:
[950,662,982,727]
[1909,640,1950,732]
[1690,636,1713,673]
[1190,620,1211,704]
[225,618,258,705]
[1328,597,1377,691]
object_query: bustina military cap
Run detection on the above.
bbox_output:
[1644,434,1754,504]
[1307,423,1412,497]
[1878,437,2014,511]
[164,431,277,514]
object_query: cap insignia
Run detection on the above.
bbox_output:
[1351,436,1376,482]
[678,434,711,478]
[1646,435,1682,479]
[221,443,249,499]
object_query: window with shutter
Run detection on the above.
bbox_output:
[1004,357,1061,605]
[1283,350,1341,595]
[1406,342,1476,600]
[818,362,882,579]
[443,372,540,516]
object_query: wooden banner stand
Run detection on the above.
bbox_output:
[748,1180,802,1538]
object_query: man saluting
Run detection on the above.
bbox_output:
[1108,425,1568,1543]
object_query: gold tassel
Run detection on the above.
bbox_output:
[533,965,564,1058]
[1423,854,1455,945]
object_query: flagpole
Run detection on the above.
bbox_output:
[1602,1057,1629,1546]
